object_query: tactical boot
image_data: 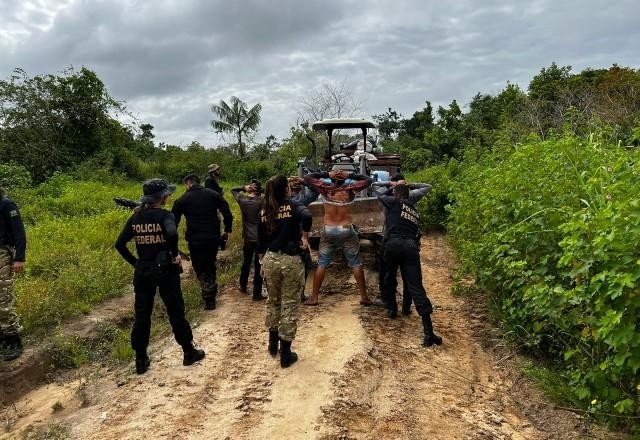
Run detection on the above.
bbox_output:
[183,342,206,366]
[422,314,443,347]
[268,330,279,356]
[401,304,412,316]
[0,334,6,358]
[135,351,150,374]
[387,307,398,319]
[279,339,298,368]
[2,334,23,361]
[204,297,216,310]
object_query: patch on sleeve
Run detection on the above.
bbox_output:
[9,210,19,217]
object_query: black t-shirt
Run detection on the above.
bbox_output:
[171,185,233,245]
[115,208,179,266]
[257,200,312,254]
[0,196,26,261]
[231,188,263,243]
[379,195,420,240]
[204,175,223,195]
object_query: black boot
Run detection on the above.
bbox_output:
[182,342,206,366]
[135,350,150,374]
[279,339,298,368]
[268,330,279,356]
[0,334,7,358]
[387,306,398,319]
[422,314,442,347]
[402,297,411,316]
[204,296,216,310]
[2,334,23,361]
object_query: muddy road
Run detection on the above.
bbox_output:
[1,234,615,439]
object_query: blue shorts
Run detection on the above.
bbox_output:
[318,225,362,268]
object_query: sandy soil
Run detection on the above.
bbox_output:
[0,233,619,440]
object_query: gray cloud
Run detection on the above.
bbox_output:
[1,0,638,146]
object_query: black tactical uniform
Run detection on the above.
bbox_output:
[374,181,432,314]
[0,194,26,361]
[378,191,442,347]
[115,179,204,374]
[172,182,233,310]
[205,174,223,195]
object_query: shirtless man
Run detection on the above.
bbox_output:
[303,169,372,306]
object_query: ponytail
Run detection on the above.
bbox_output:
[263,175,289,232]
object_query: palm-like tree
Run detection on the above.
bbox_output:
[210,96,262,157]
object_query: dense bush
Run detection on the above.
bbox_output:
[446,133,640,420]
[408,159,461,231]
[0,162,32,189]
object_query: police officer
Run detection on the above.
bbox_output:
[377,184,442,347]
[0,188,26,361]
[258,175,312,368]
[115,179,205,374]
[205,164,223,195]
[231,179,264,300]
[373,175,432,314]
[172,174,233,310]
[288,176,319,301]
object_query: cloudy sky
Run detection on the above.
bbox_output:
[1,0,638,147]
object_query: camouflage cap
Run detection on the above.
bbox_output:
[208,163,220,172]
[140,178,176,203]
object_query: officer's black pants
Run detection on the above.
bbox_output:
[379,251,411,310]
[131,266,193,351]
[240,241,263,297]
[382,238,433,316]
[189,242,219,300]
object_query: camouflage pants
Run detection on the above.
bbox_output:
[263,251,304,342]
[0,247,21,336]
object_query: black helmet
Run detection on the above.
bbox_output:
[140,178,176,203]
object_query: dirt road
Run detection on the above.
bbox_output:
[1,234,614,439]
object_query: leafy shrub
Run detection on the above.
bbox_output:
[409,159,461,231]
[0,162,32,189]
[446,133,640,422]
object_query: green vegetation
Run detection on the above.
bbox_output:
[447,134,640,423]
[397,64,640,427]
[21,423,71,440]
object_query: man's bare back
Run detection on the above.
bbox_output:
[303,169,373,306]
[304,169,371,226]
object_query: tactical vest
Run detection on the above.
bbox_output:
[131,209,172,263]
[385,199,420,240]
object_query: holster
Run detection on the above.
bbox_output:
[282,241,300,256]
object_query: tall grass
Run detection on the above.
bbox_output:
[11,174,243,335]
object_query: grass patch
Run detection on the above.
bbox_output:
[21,423,71,440]
[519,360,585,411]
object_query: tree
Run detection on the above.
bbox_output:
[0,67,125,179]
[404,101,435,139]
[210,96,262,157]
[373,108,403,140]
[298,80,363,123]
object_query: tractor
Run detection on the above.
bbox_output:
[297,118,402,255]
